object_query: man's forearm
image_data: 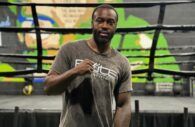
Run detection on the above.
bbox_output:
[114,104,131,127]
[44,68,78,95]
[44,59,94,95]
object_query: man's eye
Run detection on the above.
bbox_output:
[108,20,115,25]
[96,18,103,23]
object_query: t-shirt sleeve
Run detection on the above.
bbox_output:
[118,58,132,93]
[50,44,71,74]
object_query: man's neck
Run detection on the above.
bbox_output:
[87,38,111,54]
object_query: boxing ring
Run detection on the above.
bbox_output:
[0,1,195,127]
[0,95,195,127]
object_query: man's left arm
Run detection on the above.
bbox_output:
[114,92,131,127]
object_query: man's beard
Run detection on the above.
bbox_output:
[93,29,115,46]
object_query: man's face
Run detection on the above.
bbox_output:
[92,8,117,46]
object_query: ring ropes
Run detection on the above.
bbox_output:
[0,1,195,79]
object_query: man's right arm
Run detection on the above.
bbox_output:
[44,59,94,95]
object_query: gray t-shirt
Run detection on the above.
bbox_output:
[51,40,132,127]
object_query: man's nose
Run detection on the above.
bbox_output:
[101,21,109,29]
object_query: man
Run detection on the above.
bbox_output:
[44,4,132,127]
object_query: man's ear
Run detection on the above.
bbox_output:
[115,23,117,29]
[91,20,94,28]
[114,23,117,32]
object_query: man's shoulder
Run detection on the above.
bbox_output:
[113,49,129,63]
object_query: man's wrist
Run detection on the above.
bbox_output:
[69,67,79,76]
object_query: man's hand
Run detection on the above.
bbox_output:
[74,59,94,75]
[44,59,95,95]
